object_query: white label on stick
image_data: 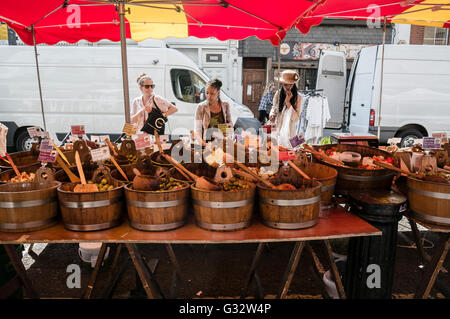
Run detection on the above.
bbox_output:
[90,146,111,162]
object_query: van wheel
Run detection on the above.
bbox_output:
[398,129,423,148]
[15,130,34,152]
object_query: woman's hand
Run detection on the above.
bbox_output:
[285,90,292,107]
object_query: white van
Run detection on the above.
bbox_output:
[317,45,450,146]
[0,44,253,151]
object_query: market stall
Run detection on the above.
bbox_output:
[1,0,450,300]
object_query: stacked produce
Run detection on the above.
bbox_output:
[88,178,115,191]
[7,172,35,183]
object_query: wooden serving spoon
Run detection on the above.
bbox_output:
[73,151,98,193]
[155,130,219,190]
[56,154,80,183]
[109,156,129,182]
[5,153,21,179]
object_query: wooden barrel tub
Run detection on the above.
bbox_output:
[0,163,42,184]
[124,182,190,231]
[257,180,322,230]
[0,180,61,232]
[314,144,395,195]
[292,161,337,208]
[57,180,124,231]
[407,177,450,227]
[191,182,256,231]
[0,150,40,171]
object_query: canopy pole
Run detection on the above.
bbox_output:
[32,26,47,132]
[377,17,387,140]
[118,0,131,123]
[277,38,281,91]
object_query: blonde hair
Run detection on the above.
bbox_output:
[263,81,274,96]
[137,73,152,86]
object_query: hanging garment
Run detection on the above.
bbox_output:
[305,95,331,143]
[279,106,294,148]
[297,93,310,135]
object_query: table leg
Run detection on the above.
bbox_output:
[4,244,39,299]
[306,243,332,299]
[414,233,450,299]
[322,240,346,299]
[241,243,265,299]
[277,241,305,299]
[83,243,108,299]
[126,244,160,299]
[407,217,431,265]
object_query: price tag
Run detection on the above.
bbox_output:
[290,134,305,148]
[279,150,296,161]
[90,146,111,162]
[90,135,100,143]
[262,125,275,134]
[71,125,85,136]
[432,132,448,144]
[422,137,441,149]
[27,127,49,138]
[39,139,54,151]
[122,123,137,136]
[387,138,402,144]
[135,135,152,150]
[38,150,57,163]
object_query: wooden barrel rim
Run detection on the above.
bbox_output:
[190,182,255,193]
[0,181,61,195]
[256,180,322,193]
[57,183,124,195]
[124,182,189,194]
[407,176,450,187]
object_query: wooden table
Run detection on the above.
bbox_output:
[0,206,381,299]
[406,214,450,299]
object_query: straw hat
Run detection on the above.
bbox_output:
[275,70,299,84]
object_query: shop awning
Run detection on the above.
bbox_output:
[2,0,447,47]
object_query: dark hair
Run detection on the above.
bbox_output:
[207,78,222,90]
[279,84,298,113]
[206,78,222,103]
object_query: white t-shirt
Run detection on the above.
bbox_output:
[306,96,331,127]
[130,94,172,132]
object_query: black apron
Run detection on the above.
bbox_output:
[141,96,167,135]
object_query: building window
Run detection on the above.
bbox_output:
[423,27,449,45]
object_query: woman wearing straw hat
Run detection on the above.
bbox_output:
[269,70,302,147]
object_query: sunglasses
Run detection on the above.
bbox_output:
[143,84,155,89]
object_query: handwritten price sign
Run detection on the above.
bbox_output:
[71,125,85,136]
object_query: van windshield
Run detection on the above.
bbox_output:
[170,69,206,104]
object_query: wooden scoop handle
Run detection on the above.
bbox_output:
[235,161,276,189]
[302,144,345,166]
[110,156,128,181]
[75,151,87,184]
[54,145,71,166]
[288,160,312,180]
[56,155,80,183]
[105,137,119,157]
[162,153,196,182]
[5,153,21,178]
[373,161,422,178]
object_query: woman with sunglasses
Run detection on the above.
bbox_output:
[269,70,302,147]
[130,73,177,134]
